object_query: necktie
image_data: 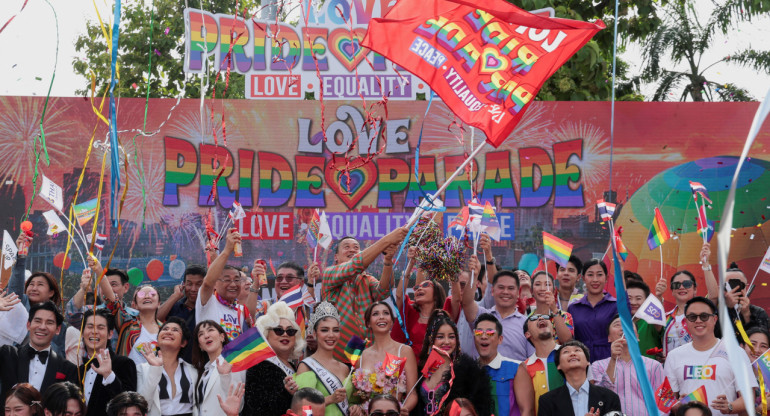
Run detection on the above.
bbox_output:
[27,347,49,364]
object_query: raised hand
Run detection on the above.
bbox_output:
[216,356,233,375]
[655,275,667,299]
[0,291,20,311]
[468,255,481,277]
[479,233,492,257]
[217,382,245,416]
[700,242,711,265]
[224,229,241,253]
[80,269,93,292]
[383,243,397,262]
[94,349,113,378]
[307,263,321,285]
[329,387,346,404]
[140,344,163,366]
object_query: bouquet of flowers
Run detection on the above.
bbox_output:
[352,359,407,402]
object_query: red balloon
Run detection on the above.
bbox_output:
[53,252,71,270]
[20,221,32,232]
[146,259,164,281]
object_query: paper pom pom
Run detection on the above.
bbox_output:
[415,236,466,282]
[407,216,443,248]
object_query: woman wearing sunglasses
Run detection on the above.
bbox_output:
[656,243,718,357]
[353,302,417,415]
[392,247,449,358]
[243,302,305,416]
[367,394,401,416]
[414,310,491,416]
[192,320,245,416]
[529,271,573,343]
[294,302,353,416]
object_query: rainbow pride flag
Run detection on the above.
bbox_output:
[344,336,366,367]
[647,208,671,250]
[678,384,708,405]
[614,231,628,261]
[543,231,573,267]
[222,327,276,372]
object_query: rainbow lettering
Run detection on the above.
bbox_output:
[163,137,198,206]
[480,151,518,207]
[405,157,438,208]
[258,152,293,207]
[377,158,410,208]
[443,155,478,208]
[519,147,553,207]
[295,156,325,207]
[553,140,584,207]
[683,365,716,380]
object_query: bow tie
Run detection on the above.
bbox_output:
[27,347,49,364]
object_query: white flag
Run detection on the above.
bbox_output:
[43,210,67,235]
[634,294,666,326]
[39,174,63,211]
[2,231,18,270]
[407,194,443,225]
[759,245,770,274]
[318,211,333,249]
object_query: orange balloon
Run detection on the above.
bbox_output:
[20,221,32,232]
[146,259,164,281]
[53,252,71,269]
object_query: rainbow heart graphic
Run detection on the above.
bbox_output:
[480,47,509,74]
[328,28,370,72]
[325,161,378,209]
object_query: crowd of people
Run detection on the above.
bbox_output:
[1,227,767,416]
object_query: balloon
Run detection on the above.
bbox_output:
[127,268,144,286]
[146,259,164,281]
[517,253,540,275]
[53,252,71,269]
[20,221,32,232]
[616,156,770,302]
[169,259,185,280]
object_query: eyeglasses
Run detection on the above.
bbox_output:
[474,329,496,338]
[671,280,695,290]
[270,327,298,336]
[219,278,242,285]
[275,275,298,283]
[416,281,434,289]
[136,290,157,299]
[370,411,399,416]
[528,314,550,322]
[685,313,715,322]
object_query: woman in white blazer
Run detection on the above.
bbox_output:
[137,317,198,416]
[191,320,246,416]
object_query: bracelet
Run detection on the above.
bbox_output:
[384,262,393,267]
[486,257,496,265]
[702,265,712,271]
[249,287,260,293]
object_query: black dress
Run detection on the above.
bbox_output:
[412,353,493,416]
[243,360,296,416]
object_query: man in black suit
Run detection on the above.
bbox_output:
[0,301,78,398]
[78,308,138,416]
[537,340,621,416]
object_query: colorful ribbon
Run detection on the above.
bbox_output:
[108,0,122,226]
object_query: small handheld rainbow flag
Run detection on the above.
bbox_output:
[678,384,708,405]
[344,336,366,366]
[647,208,671,250]
[614,231,628,261]
[222,327,276,372]
[542,231,573,267]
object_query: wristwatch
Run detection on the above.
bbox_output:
[486,257,496,265]
[727,403,733,413]
[249,287,260,293]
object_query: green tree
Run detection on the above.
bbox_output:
[74,0,262,98]
[640,0,770,101]
[510,0,666,101]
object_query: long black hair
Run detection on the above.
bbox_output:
[417,309,459,371]
[192,320,231,404]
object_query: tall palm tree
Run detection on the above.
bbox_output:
[641,0,770,101]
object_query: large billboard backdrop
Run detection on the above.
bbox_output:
[0,97,768,308]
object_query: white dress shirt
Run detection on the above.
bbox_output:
[28,346,51,391]
[83,357,116,404]
[567,379,590,416]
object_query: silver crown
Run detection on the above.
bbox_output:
[308,301,340,333]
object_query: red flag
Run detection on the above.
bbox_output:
[422,349,447,378]
[362,0,604,145]
[382,352,406,377]
[655,377,679,412]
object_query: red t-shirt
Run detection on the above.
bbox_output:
[391,297,451,357]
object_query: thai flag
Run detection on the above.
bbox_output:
[278,284,303,309]
[87,233,108,250]
[596,199,616,221]
[301,289,315,307]
[467,200,485,217]
[228,201,246,220]
[688,181,712,204]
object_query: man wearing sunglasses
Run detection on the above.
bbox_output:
[522,313,564,414]
[664,297,756,416]
[723,263,769,333]
[474,313,535,416]
[321,227,408,363]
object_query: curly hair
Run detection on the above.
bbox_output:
[255,301,306,358]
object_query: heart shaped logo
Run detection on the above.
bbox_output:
[325,161,378,209]
[328,28,370,72]
[480,47,509,74]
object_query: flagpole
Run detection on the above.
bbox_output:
[406,141,487,229]
[693,195,707,244]
[748,267,763,298]
[659,245,664,281]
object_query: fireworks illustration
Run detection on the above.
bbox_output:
[551,121,610,191]
[0,97,74,189]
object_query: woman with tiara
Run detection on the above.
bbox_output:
[294,301,353,416]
